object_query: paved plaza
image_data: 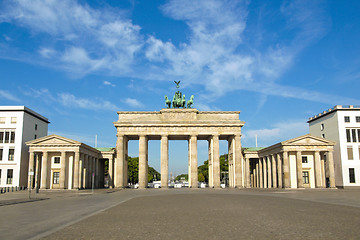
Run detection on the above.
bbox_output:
[1,189,360,239]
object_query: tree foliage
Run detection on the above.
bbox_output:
[198,154,229,183]
[175,174,188,181]
[127,156,161,184]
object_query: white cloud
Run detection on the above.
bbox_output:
[39,47,56,58]
[123,98,143,108]
[1,0,357,105]
[58,93,118,111]
[0,90,20,102]
[103,81,116,87]
[244,120,309,147]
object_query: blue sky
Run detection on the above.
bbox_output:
[1,0,360,175]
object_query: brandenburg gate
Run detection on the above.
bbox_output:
[111,82,245,189]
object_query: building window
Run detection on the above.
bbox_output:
[11,117,17,124]
[4,131,9,143]
[0,117,5,124]
[10,132,15,143]
[352,129,357,142]
[346,129,351,142]
[349,168,355,183]
[303,171,309,184]
[7,169,13,185]
[320,123,324,131]
[356,116,360,123]
[35,124,38,130]
[8,149,14,161]
[0,149,2,161]
[345,116,350,122]
[322,134,325,138]
[54,157,60,164]
[302,156,308,163]
[53,172,60,184]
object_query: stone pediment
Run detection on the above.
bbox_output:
[26,134,81,146]
[281,134,335,146]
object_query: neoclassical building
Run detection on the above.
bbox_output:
[26,135,106,190]
[112,108,245,189]
[243,134,336,189]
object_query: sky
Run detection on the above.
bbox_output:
[1,0,360,175]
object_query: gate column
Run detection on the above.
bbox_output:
[161,135,169,188]
[139,135,148,189]
[115,134,124,188]
[234,134,243,188]
[212,134,220,188]
[188,135,198,188]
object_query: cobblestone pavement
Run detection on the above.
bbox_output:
[2,188,360,239]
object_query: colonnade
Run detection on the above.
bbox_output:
[28,150,104,189]
[112,134,244,189]
[250,150,335,189]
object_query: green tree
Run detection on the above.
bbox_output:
[127,156,139,184]
[175,174,188,181]
[197,154,229,183]
[198,172,205,182]
[148,167,161,183]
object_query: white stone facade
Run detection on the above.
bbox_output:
[309,105,360,188]
[244,135,336,189]
[0,106,48,188]
[26,135,105,190]
[113,109,245,189]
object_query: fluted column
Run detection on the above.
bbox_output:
[139,135,148,189]
[161,135,169,188]
[41,151,48,189]
[328,150,336,188]
[276,153,282,188]
[95,157,100,188]
[314,151,321,188]
[108,156,113,188]
[188,135,198,188]
[272,154,277,188]
[234,135,243,188]
[267,156,271,188]
[59,151,67,189]
[208,139,213,187]
[263,156,268,188]
[321,153,326,188]
[212,134,220,188]
[79,153,84,189]
[84,154,88,188]
[73,151,80,189]
[256,160,259,188]
[28,150,35,189]
[296,151,303,188]
[283,151,290,188]
[115,134,124,188]
[34,153,40,189]
[259,157,263,188]
[245,157,250,188]
[228,137,234,188]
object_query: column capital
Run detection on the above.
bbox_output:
[116,133,125,137]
